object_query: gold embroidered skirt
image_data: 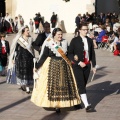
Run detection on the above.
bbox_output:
[31,57,81,108]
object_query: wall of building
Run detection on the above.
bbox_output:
[6,0,95,33]
[6,0,12,15]
[96,0,119,15]
[6,0,17,17]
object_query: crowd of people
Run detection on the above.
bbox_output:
[0,11,120,114]
[75,12,120,55]
[0,13,24,34]
[0,12,57,35]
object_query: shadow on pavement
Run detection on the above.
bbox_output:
[88,66,109,83]
[43,105,79,112]
[0,96,31,113]
[87,81,120,109]
[41,112,69,120]
[0,81,6,84]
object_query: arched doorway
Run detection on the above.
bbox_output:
[0,0,6,17]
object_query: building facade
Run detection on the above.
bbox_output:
[5,0,95,33]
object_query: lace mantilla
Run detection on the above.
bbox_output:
[46,38,68,57]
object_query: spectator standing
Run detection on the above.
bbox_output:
[50,12,57,28]
[34,14,40,34]
[29,19,34,33]
[75,14,81,28]
[18,15,24,31]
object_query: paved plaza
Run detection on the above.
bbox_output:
[0,33,120,120]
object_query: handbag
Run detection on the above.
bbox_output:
[0,62,3,72]
[6,65,17,84]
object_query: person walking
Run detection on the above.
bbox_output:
[7,25,35,93]
[68,23,96,112]
[32,22,51,54]
[31,28,81,113]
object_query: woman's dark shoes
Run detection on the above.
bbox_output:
[74,104,82,110]
[20,86,26,91]
[55,108,61,114]
[26,91,31,94]
[19,86,31,94]
[1,74,6,77]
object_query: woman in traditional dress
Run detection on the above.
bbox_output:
[4,13,13,33]
[29,19,34,33]
[31,28,81,113]
[7,25,34,93]
[17,15,24,31]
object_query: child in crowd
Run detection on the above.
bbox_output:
[0,33,10,76]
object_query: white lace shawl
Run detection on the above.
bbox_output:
[38,36,68,60]
[46,38,67,56]
[8,26,27,69]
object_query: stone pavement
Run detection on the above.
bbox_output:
[0,33,120,120]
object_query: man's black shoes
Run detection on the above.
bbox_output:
[86,105,95,112]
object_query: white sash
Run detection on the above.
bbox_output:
[18,37,34,56]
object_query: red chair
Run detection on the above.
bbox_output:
[102,36,108,42]
[98,36,108,49]
[113,50,120,56]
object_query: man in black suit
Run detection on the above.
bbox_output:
[75,14,81,28]
[32,22,50,54]
[68,23,96,112]
[50,12,57,28]
[34,14,40,34]
[98,12,105,24]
